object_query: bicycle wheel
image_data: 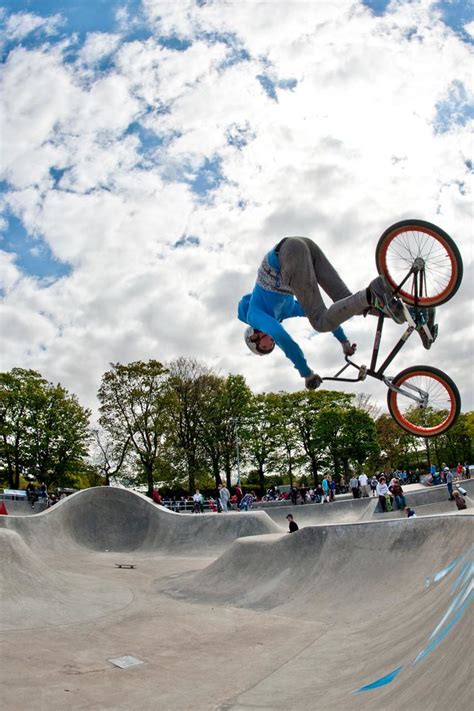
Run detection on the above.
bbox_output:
[376,220,463,306]
[387,365,461,437]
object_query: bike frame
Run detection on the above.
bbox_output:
[322,264,435,406]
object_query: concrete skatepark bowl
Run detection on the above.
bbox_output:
[0,484,472,710]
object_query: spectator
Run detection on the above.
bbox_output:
[151,488,162,505]
[39,482,48,499]
[26,482,38,509]
[329,477,336,501]
[453,491,467,510]
[376,475,390,513]
[405,507,417,518]
[286,513,299,533]
[370,476,378,497]
[239,491,254,511]
[444,467,454,500]
[339,475,347,494]
[390,480,407,510]
[358,472,370,498]
[234,484,243,506]
[349,473,359,499]
[218,483,230,512]
[315,483,324,503]
[192,489,204,513]
[455,463,463,481]
[321,476,330,503]
[299,485,307,504]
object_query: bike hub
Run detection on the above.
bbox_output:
[412,256,425,272]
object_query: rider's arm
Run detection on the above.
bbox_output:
[247,306,313,378]
[332,325,348,343]
[289,301,348,343]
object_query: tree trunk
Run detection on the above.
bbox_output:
[424,438,431,468]
[288,460,293,489]
[145,463,154,497]
[211,457,222,488]
[223,452,232,489]
[310,456,318,487]
[187,453,197,494]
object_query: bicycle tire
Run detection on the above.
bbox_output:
[387,365,461,437]
[376,220,463,306]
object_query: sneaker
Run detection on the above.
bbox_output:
[418,307,437,350]
[367,275,405,324]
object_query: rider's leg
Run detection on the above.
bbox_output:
[279,238,369,332]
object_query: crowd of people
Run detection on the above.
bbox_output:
[24,482,69,509]
[151,484,258,513]
[150,461,470,516]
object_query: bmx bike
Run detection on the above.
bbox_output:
[322,219,463,437]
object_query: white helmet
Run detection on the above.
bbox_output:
[244,326,275,355]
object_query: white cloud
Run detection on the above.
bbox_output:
[3,11,63,41]
[78,32,121,66]
[465,21,474,39]
[0,251,21,293]
[0,0,472,420]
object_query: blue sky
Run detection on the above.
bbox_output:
[0,0,472,411]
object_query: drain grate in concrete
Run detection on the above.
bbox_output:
[108,655,144,669]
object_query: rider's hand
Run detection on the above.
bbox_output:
[305,372,323,390]
[342,340,357,356]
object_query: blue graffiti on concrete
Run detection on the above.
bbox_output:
[354,666,403,693]
[354,547,473,694]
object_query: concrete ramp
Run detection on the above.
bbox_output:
[263,496,378,527]
[161,514,473,710]
[1,485,472,710]
[0,529,132,630]
[0,486,280,556]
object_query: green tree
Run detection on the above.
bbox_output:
[374,414,416,470]
[335,407,380,472]
[427,411,473,469]
[91,428,131,486]
[0,368,90,489]
[29,383,91,487]
[264,391,303,488]
[98,360,171,496]
[167,357,216,494]
[197,373,253,489]
[0,369,46,487]
[289,390,353,485]
[240,392,279,493]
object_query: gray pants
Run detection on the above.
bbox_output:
[278,238,369,332]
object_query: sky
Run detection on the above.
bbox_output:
[0,0,473,421]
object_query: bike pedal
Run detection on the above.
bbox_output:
[358,365,368,381]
